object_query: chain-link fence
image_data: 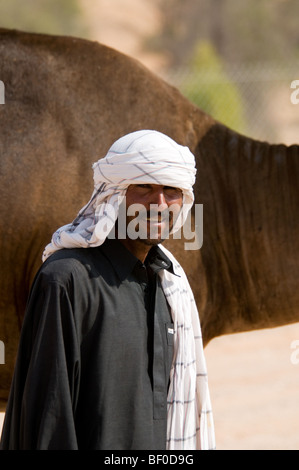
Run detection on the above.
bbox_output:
[164,62,299,145]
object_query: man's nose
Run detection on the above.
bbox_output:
[151,188,168,209]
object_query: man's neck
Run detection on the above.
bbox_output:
[118,238,155,264]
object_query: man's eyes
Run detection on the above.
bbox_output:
[136,184,179,191]
[163,186,182,196]
[133,184,182,198]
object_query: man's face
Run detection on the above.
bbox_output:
[122,184,183,246]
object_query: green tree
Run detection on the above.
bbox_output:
[181,41,247,133]
[0,0,88,38]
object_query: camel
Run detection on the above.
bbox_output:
[0,28,298,403]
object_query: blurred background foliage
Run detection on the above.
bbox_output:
[0,0,298,143]
[152,0,299,141]
[0,0,88,37]
[180,41,247,133]
[154,0,299,66]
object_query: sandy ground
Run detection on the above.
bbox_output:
[1,321,299,449]
[204,322,299,450]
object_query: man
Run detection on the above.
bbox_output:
[0,130,215,450]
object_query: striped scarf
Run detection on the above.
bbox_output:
[42,130,215,450]
[159,245,215,449]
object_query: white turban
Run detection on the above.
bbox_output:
[42,129,215,450]
[42,130,197,261]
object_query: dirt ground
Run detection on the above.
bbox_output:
[1,321,299,449]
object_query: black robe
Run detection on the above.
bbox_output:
[0,239,174,450]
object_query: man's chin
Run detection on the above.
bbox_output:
[142,238,163,247]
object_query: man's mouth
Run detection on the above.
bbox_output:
[146,211,170,223]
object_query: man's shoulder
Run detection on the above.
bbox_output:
[37,247,108,286]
